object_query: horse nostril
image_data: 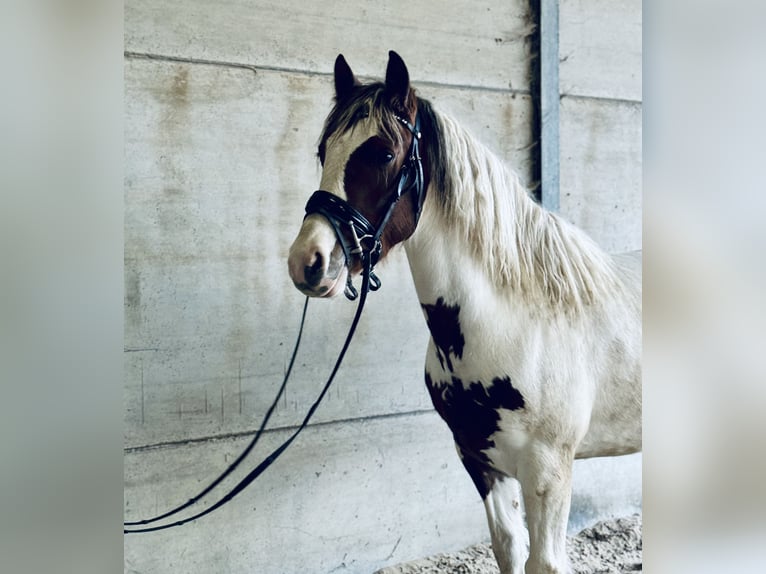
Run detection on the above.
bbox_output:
[304,252,324,287]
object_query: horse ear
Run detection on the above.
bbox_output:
[334,54,357,101]
[385,50,411,108]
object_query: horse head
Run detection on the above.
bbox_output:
[287,51,427,298]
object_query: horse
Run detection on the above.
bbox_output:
[287,51,641,574]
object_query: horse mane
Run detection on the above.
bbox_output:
[417,99,625,311]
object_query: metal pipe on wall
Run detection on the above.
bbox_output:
[530,0,560,212]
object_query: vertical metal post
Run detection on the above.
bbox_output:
[535,0,560,212]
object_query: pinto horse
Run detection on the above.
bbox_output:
[287,51,641,574]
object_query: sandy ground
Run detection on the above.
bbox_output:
[375,514,642,574]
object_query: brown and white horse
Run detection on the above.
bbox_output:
[287,51,641,574]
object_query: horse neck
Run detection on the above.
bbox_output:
[405,108,621,314]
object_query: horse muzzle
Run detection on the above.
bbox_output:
[287,214,349,298]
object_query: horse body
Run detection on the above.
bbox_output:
[406,204,642,465]
[402,142,641,573]
[287,51,641,574]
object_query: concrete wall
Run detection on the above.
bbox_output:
[559,0,642,252]
[124,2,641,573]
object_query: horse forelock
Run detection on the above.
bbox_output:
[318,83,408,163]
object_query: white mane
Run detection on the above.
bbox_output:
[432,109,625,311]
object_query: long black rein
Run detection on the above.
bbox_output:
[124,112,422,534]
[124,262,375,534]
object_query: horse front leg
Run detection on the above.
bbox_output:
[517,441,575,574]
[458,448,528,574]
[484,475,529,574]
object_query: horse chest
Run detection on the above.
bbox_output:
[421,297,527,466]
[425,371,524,452]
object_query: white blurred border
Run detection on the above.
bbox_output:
[0,1,123,573]
[645,1,766,572]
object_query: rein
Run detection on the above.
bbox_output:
[125,261,374,533]
[124,112,424,534]
[124,297,309,533]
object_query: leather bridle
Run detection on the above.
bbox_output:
[304,112,424,299]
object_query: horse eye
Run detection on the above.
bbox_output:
[357,141,395,166]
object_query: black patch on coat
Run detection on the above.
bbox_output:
[458,452,503,500]
[421,297,465,372]
[426,373,525,499]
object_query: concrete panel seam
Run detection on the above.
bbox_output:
[125,50,260,75]
[560,93,642,107]
[124,51,532,97]
[125,408,438,453]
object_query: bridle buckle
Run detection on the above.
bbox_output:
[348,222,374,256]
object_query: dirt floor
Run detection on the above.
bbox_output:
[375,514,642,574]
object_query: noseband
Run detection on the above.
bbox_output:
[304,113,424,300]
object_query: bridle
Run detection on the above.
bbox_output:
[304,112,424,299]
[124,111,425,534]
